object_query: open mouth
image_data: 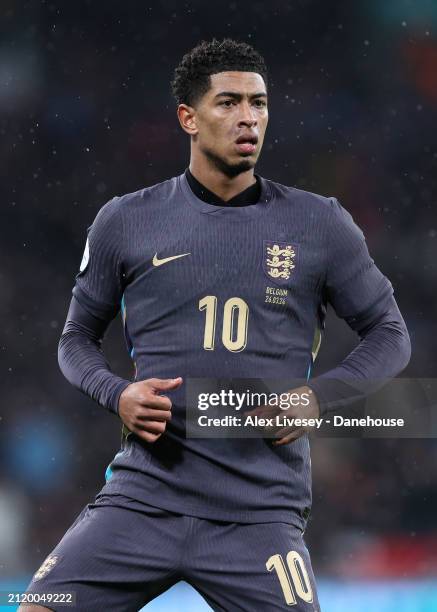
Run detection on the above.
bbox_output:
[235,134,258,155]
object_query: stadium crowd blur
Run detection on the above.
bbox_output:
[1,0,436,581]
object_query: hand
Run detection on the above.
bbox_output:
[118,377,183,443]
[244,385,320,446]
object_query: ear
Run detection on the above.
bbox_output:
[177,104,198,136]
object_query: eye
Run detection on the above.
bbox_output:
[220,100,235,107]
[254,99,267,108]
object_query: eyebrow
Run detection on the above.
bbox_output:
[214,91,268,100]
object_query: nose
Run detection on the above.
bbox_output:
[238,100,257,128]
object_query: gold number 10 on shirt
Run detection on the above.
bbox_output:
[266,551,314,606]
[199,296,249,352]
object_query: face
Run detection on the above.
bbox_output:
[182,71,268,177]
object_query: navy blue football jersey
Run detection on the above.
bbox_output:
[72,173,393,527]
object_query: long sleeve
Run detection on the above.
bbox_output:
[58,195,131,414]
[58,296,131,414]
[308,295,411,416]
[308,198,411,416]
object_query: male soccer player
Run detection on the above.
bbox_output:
[23,39,410,611]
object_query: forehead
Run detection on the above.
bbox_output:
[208,71,267,95]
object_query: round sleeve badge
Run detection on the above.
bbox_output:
[79,238,90,272]
[32,554,59,581]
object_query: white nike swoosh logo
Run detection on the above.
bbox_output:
[152,252,191,267]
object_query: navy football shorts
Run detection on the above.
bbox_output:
[26,493,320,611]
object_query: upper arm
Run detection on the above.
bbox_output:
[73,197,125,320]
[325,197,393,322]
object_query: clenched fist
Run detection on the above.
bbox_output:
[118,377,183,443]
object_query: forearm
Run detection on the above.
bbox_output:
[309,297,411,416]
[58,297,131,414]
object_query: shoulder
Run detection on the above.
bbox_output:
[91,176,179,229]
[265,177,339,216]
[265,178,359,232]
[108,176,179,213]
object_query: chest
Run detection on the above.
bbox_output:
[122,214,325,321]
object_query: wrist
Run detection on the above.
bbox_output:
[110,379,132,416]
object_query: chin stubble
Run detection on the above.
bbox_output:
[203,147,255,178]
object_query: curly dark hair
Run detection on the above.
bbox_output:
[171,38,268,106]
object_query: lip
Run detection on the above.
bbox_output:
[235,134,258,155]
[235,134,258,145]
[235,142,257,154]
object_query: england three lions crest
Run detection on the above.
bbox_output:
[263,240,296,285]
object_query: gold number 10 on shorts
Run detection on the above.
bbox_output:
[266,551,314,605]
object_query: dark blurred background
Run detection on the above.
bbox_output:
[1,0,436,608]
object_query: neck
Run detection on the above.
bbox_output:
[189,150,256,202]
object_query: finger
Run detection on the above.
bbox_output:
[136,408,172,422]
[147,377,183,392]
[134,429,162,444]
[134,420,167,435]
[273,429,304,446]
[137,394,172,410]
[263,424,280,435]
[243,408,264,417]
[273,426,296,439]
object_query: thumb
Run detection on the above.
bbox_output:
[152,377,183,392]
